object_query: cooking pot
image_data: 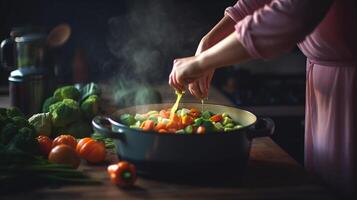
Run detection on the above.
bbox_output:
[92,103,274,177]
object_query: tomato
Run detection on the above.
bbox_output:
[52,135,77,149]
[77,138,106,163]
[107,161,137,187]
[140,120,155,131]
[48,144,80,168]
[37,135,53,156]
[181,115,194,126]
[210,114,222,122]
[196,126,206,134]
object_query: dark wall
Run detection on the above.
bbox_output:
[0,0,236,85]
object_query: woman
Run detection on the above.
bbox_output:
[169,0,356,197]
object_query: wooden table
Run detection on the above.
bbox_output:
[0,86,336,200]
[2,137,335,200]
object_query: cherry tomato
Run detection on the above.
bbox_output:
[196,126,206,134]
[77,138,106,163]
[210,114,222,122]
[37,135,53,156]
[107,161,137,187]
[48,144,80,168]
[52,135,77,149]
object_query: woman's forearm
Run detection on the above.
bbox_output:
[198,33,251,70]
[204,15,236,47]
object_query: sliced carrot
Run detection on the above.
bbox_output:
[158,129,168,133]
[182,115,193,126]
[166,120,178,130]
[210,114,222,122]
[141,120,155,131]
[171,114,181,122]
[154,122,167,131]
[167,128,177,133]
[159,110,170,118]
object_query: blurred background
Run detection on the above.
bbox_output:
[0,0,306,164]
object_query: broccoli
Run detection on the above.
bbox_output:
[54,86,80,101]
[42,96,60,113]
[79,82,101,102]
[7,127,39,154]
[28,113,52,136]
[0,123,18,145]
[80,95,99,119]
[6,107,25,118]
[50,99,81,128]
[120,114,136,126]
[57,120,92,138]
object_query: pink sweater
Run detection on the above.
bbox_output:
[225,0,357,197]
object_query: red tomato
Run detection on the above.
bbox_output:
[196,126,206,134]
[107,161,137,187]
[52,135,77,149]
[77,138,106,163]
[48,144,80,168]
[37,135,53,156]
[210,114,222,122]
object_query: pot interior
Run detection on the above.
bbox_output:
[111,103,257,128]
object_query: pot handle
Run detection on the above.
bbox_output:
[248,117,275,138]
[1,38,15,70]
[92,116,125,140]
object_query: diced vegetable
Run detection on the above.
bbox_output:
[201,111,212,119]
[193,118,203,126]
[182,115,193,126]
[196,126,206,134]
[222,117,233,125]
[140,120,155,131]
[134,114,147,122]
[224,123,235,129]
[210,114,222,122]
[214,122,224,131]
[184,125,193,134]
[175,129,185,134]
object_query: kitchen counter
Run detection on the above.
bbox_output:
[3,137,335,200]
[0,85,335,199]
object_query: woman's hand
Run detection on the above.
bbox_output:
[188,37,215,99]
[169,55,207,93]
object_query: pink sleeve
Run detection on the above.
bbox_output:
[235,0,334,59]
[225,0,272,22]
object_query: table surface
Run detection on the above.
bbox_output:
[0,85,335,200]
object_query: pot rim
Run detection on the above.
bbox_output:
[106,102,258,137]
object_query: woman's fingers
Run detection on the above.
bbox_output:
[189,82,202,99]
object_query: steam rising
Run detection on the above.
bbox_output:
[106,0,203,107]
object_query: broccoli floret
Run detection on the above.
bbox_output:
[6,107,25,118]
[54,86,80,101]
[57,120,92,138]
[28,113,52,136]
[80,82,101,102]
[7,127,39,154]
[80,95,99,119]
[50,99,81,128]
[0,123,18,145]
[120,114,136,126]
[42,96,60,113]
